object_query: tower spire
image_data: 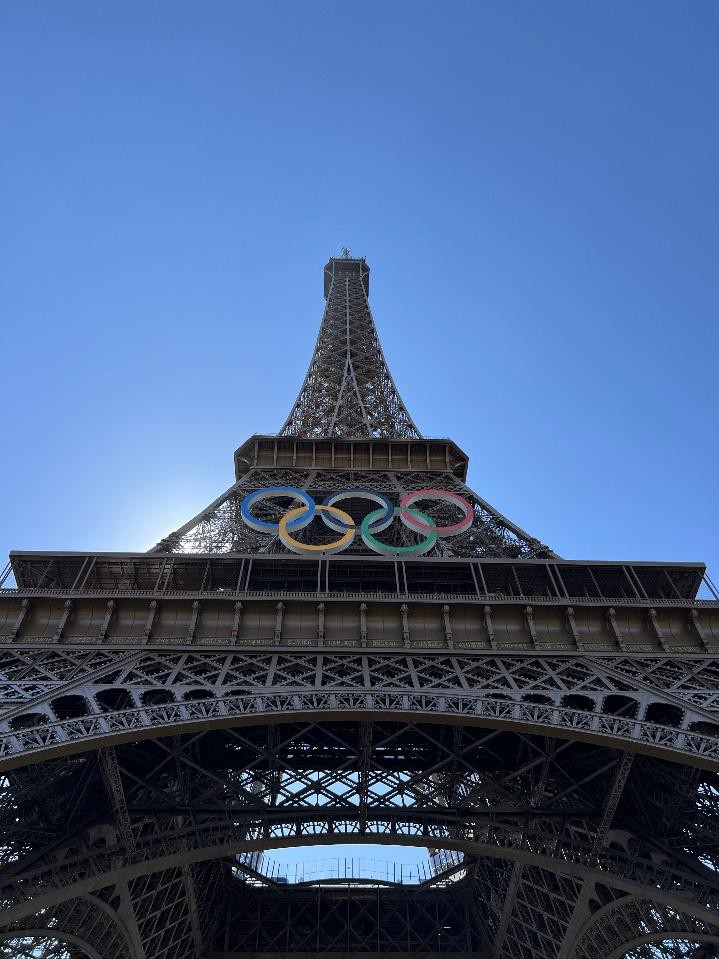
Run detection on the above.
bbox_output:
[150,254,554,558]
[279,256,420,438]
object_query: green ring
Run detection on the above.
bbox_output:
[360,507,437,556]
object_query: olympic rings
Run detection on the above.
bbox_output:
[321,490,394,533]
[361,507,437,556]
[241,486,314,532]
[240,486,473,556]
[399,489,473,536]
[279,505,355,554]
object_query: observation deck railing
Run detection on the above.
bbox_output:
[234,850,465,886]
[2,586,718,608]
[3,554,717,605]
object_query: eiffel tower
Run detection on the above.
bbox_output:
[1,254,719,959]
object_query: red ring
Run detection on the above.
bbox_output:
[399,489,473,536]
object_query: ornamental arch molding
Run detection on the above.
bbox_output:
[3,689,719,775]
[0,892,136,959]
[3,720,719,933]
[570,896,719,959]
[4,646,719,774]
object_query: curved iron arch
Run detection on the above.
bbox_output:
[616,936,719,959]
[3,817,719,930]
[0,932,100,959]
[571,895,719,959]
[0,892,136,959]
[2,691,719,774]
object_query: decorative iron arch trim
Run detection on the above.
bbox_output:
[0,930,102,959]
[570,894,719,959]
[0,892,137,959]
[3,823,719,930]
[608,934,719,959]
[2,691,719,774]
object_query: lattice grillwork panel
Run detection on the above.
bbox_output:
[280,263,420,439]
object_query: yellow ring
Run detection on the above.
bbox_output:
[278,504,355,554]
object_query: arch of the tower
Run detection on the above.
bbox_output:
[4,644,719,955]
[3,849,718,959]
[0,891,136,959]
[619,942,719,959]
[571,895,719,959]
[0,934,100,959]
[2,716,719,948]
[3,682,719,774]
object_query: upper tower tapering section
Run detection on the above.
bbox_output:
[149,252,555,557]
[279,255,421,439]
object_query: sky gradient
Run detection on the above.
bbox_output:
[1,1,718,865]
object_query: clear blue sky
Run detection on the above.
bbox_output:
[2,1,718,576]
[1,0,718,867]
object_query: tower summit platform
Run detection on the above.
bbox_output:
[323,253,370,298]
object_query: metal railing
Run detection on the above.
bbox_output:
[234,849,464,885]
[2,585,718,607]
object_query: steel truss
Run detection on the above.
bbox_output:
[151,466,554,558]
[2,719,719,951]
[279,257,420,439]
[150,256,553,558]
[0,890,135,958]
[2,256,719,957]
[209,880,485,956]
[572,895,719,959]
[4,646,719,769]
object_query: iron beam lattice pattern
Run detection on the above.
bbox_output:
[2,721,719,951]
[149,255,554,557]
[279,257,420,439]
[151,466,555,559]
[5,643,719,768]
[3,255,719,957]
[209,880,485,955]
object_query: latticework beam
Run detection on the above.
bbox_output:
[280,257,420,439]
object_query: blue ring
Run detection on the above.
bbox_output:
[321,490,394,533]
[241,486,315,532]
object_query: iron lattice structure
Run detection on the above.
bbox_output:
[279,257,420,438]
[151,255,552,560]
[1,255,719,959]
